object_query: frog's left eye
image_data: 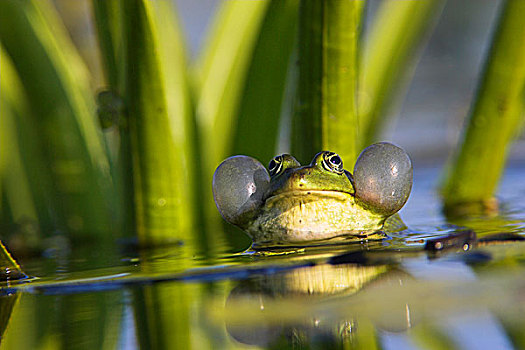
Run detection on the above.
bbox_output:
[268,156,283,177]
[322,152,344,174]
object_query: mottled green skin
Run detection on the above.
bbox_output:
[242,152,387,246]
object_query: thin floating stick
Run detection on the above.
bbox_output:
[0,242,26,281]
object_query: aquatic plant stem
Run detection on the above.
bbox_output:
[359,0,445,148]
[194,1,268,170]
[232,0,299,164]
[441,0,525,215]
[1,48,46,232]
[0,0,115,239]
[292,0,365,165]
[119,0,196,245]
[91,0,122,91]
[92,0,135,238]
[194,1,269,249]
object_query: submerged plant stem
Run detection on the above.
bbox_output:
[292,0,364,165]
[441,0,525,214]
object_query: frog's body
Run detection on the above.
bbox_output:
[246,190,384,244]
[243,152,385,244]
[212,143,412,247]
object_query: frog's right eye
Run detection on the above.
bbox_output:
[268,154,301,177]
[268,156,283,177]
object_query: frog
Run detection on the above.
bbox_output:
[212,142,412,247]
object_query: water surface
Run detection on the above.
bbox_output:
[1,164,524,349]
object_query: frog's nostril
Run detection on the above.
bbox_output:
[213,156,270,225]
[353,142,413,215]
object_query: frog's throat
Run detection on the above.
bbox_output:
[247,190,386,245]
[265,190,354,203]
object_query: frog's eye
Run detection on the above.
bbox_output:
[322,152,344,174]
[268,154,300,177]
[353,142,412,215]
[213,156,270,226]
[268,155,283,177]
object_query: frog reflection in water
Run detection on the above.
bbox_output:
[213,142,412,247]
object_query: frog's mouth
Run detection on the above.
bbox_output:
[265,190,354,205]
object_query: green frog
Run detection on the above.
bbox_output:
[213,142,412,247]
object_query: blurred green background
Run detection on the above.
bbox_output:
[0,0,524,254]
[0,2,525,349]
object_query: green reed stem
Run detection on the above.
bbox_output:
[215,0,300,249]
[92,0,134,238]
[92,0,123,91]
[194,0,269,249]
[194,1,268,170]
[0,0,115,239]
[292,0,365,165]
[1,48,43,231]
[441,0,525,215]
[232,0,299,164]
[359,0,445,148]
[118,0,196,245]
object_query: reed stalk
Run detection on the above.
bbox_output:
[92,0,134,238]
[194,1,269,170]
[231,0,299,163]
[193,1,270,248]
[111,0,196,245]
[0,0,115,239]
[92,0,123,91]
[441,0,525,215]
[359,0,445,148]
[292,0,365,165]
[1,49,42,232]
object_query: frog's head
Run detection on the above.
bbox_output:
[212,142,412,232]
[265,151,354,199]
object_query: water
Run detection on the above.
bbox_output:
[1,164,525,349]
